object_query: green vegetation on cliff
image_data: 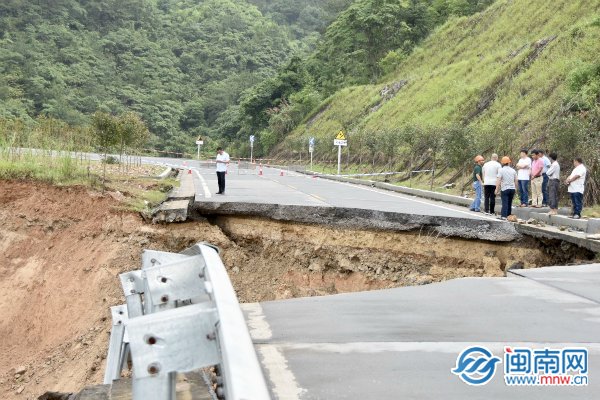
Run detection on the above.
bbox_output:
[282,0,600,201]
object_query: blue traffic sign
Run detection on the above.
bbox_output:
[250,135,255,142]
[309,137,315,145]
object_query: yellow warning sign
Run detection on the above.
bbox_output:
[197,135,202,141]
[335,130,346,140]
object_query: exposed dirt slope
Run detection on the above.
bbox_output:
[0,181,229,399]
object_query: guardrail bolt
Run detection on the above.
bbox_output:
[146,336,157,345]
[199,271,205,278]
[148,363,160,374]
[161,294,169,303]
[130,289,136,294]
[206,332,216,340]
[161,277,168,283]
[216,387,225,399]
[151,258,157,264]
[129,277,135,282]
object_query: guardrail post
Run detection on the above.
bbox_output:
[103,305,128,384]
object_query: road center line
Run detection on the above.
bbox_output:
[310,194,325,200]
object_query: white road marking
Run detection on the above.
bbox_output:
[194,169,211,198]
[257,345,306,400]
[241,303,304,399]
[241,303,272,340]
[268,342,600,354]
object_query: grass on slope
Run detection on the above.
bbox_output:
[290,0,600,149]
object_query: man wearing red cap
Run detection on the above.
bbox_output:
[469,155,485,212]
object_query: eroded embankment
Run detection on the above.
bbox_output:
[0,180,593,399]
[209,215,592,302]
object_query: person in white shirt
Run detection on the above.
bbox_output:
[215,147,230,195]
[546,153,560,215]
[482,153,502,215]
[566,157,586,219]
[515,149,532,207]
[538,149,552,206]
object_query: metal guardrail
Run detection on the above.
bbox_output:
[103,242,270,400]
[200,161,217,169]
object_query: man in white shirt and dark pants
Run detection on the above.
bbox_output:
[516,149,532,207]
[215,147,230,195]
[546,153,560,215]
[482,153,501,215]
[566,157,586,219]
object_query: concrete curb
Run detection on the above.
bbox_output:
[157,166,172,179]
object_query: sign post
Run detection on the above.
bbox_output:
[250,135,255,163]
[334,131,347,175]
[195,136,203,160]
[309,137,315,171]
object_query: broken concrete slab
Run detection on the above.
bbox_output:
[514,223,600,252]
[194,202,520,241]
[152,200,189,223]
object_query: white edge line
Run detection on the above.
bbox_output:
[194,169,211,198]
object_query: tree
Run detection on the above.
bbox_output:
[91,111,118,194]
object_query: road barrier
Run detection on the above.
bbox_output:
[288,164,307,173]
[103,242,270,400]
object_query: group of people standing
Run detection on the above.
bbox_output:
[470,151,587,220]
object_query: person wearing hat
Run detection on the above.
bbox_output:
[469,155,485,212]
[495,156,518,220]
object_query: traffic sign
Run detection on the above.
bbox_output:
[309,137,315,145]
[196,140,203,145]
[309,145,314,153]
[250,135,255,142]
[334,139,347,146]
[197,135,202,141]
[335,130,346,140]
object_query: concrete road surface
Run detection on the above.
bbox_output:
[242,265,600,399]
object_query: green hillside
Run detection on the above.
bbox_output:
[281,0,600,199]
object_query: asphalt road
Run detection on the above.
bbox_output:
[242,265,600,399]
[189,165,492,221]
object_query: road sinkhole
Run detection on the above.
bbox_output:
[0,180,594,398]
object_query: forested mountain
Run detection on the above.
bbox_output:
[0,0,493,155]
[0,0,337,152]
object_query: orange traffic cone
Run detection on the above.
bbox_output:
[183,160,186,167]
[268,161,270,166]
[280,169,284,176]
[312,172,317,178]
[188,169,191,174]
[259,164,263,176]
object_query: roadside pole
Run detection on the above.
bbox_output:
[250,135,254,163]
[334,131,347,175]
[309,137,315,171]
[196,136,203,160]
